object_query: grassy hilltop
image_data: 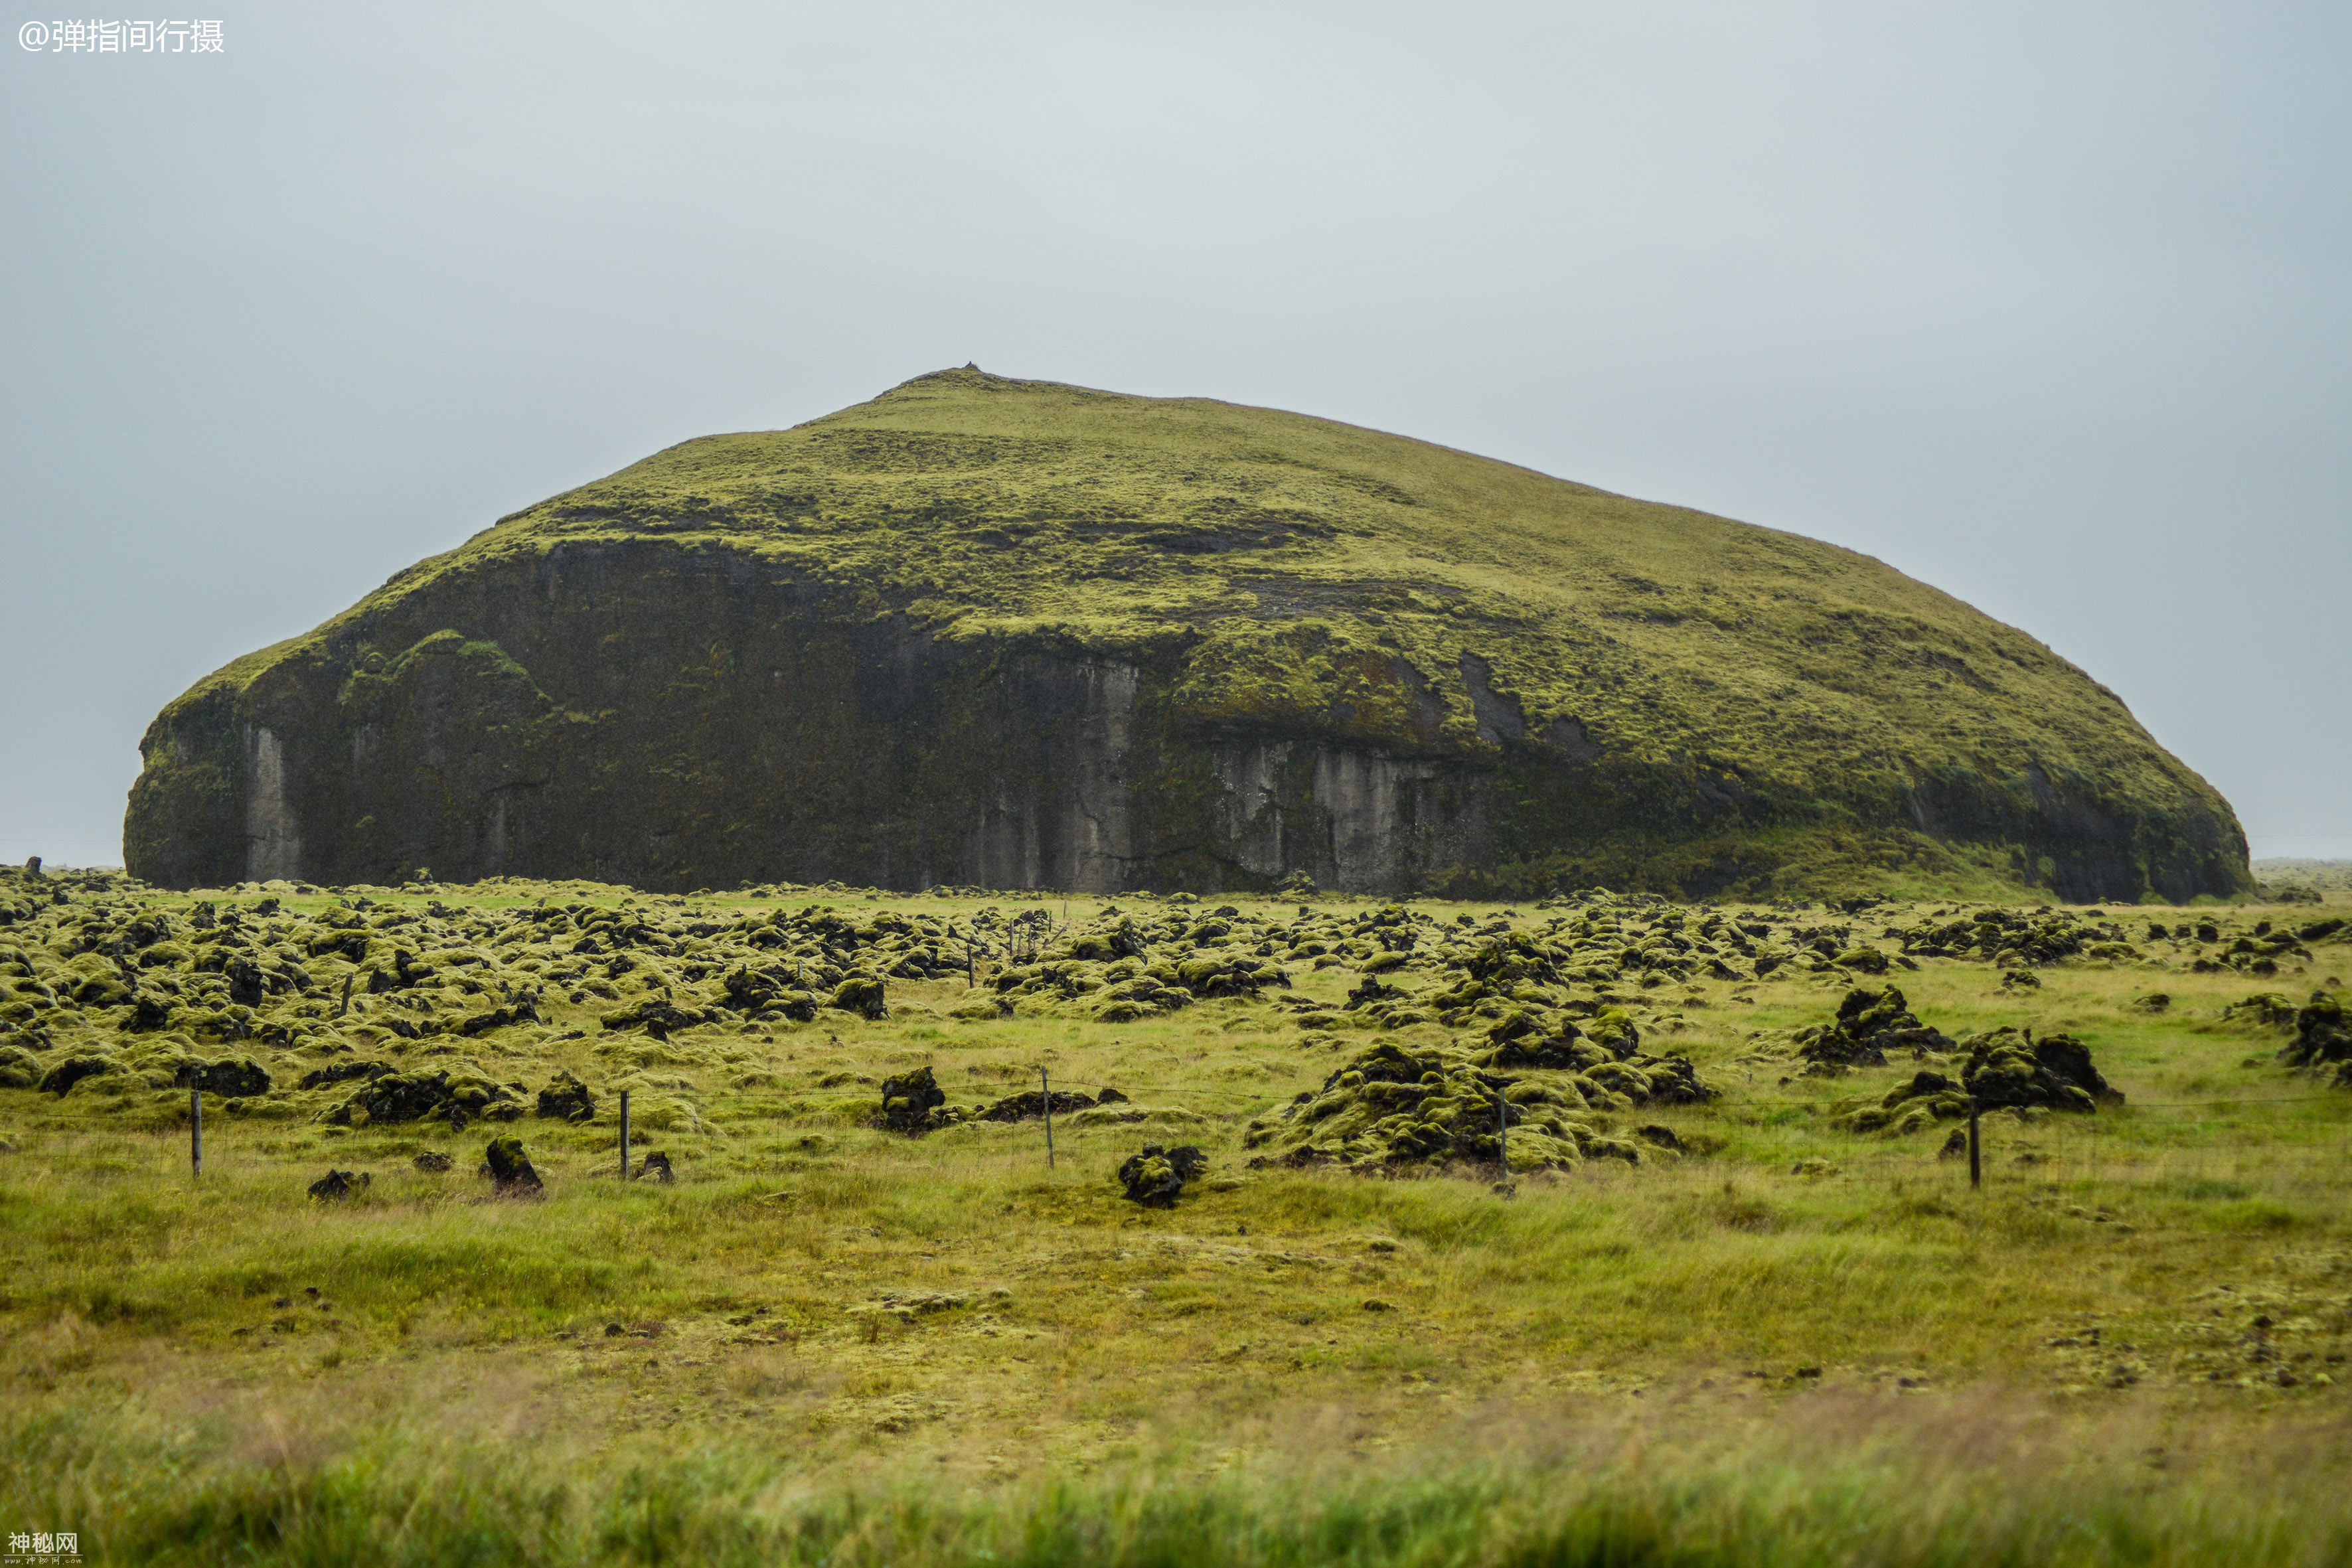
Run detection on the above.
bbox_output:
[4,864,2350,1565]
[126,370,2244,901]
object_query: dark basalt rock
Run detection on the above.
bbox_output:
[1960,1028,2120,1112]
[180,1056,272,1097]
[876,1065,950,1135]
[597,998,709,1040]
[1793,986,1952,1070]
[721,965,820,1021]
[637,1150,674,1184]
[536,1069,596,1123]
[299,1060,390,1091]
[349,1069,453,1123]
[976,1088,1097,1123]
[308,1168,368,1200]
[226,959,266,1008]
[483,1135,544,1196]
[333,1067,521,1127]
[827,976,888,1021]
[39,1055,119,1096]
[120,370,2250,903]
[2281,991,2351,1084]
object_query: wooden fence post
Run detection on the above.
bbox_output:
[191,1087,202,1178]
[1042,1067,1055,1170]
[619,1089,631,1181]
[1968,1099,1982,1191]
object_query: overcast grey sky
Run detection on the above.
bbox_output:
[3,1,2345,868]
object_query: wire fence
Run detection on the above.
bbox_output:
[1666,1093,2352,1204]
[1007,1083,2352,1201]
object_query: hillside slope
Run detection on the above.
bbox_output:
[124,368,2246,900]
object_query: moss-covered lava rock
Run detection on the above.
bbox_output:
[125,369,2247,901]
[1791,986,1952,1071]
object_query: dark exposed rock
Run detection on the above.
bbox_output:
[334,1067,521,1127]
[637,1150,674,1183]
[299,1061,390,1091]
[976,1088,1097,1123]
[721,965,820,1021]
[347,1069,451,1123]
[308,1168,368,1200]
[179,1056,272,1097]
[414,1152,453,1172]
[828,976,888,1020]
[39,1055,120,1096]
[1960,1028,2120,1112]
[597,997,710,1040]
[456,999,540,1037]
[483,1135,544,1196]
[536,1069,597,1123]
[222,959,264,1008]
[876,1065,951,1134]
[2280,991,2351,1084]
[1792,987,1952,1070]
[1118,1144,1207,1207]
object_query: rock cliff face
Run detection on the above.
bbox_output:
[125,369,2248,901]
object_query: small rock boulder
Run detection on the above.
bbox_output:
[413,1152,453,1172]
[1792,986,1950,1070]
[308,1169,369,1200]
[299,1061,390,1091]
[196,1056,272,1098]
[828,975,889,1020]
[39,1054,121,1096]
[976,1087,1097,1123]
[1118,1143,1208,1208]
[597,997,710,1040]
[876,1065,950,1134]
[637,1150,674,1184]
[1960,1028,2120,1112]
[2281,990,2351,1083]
[483,1135,544,1197]
[536,1069,597,1123]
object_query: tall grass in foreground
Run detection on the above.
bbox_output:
[10,1385,2350,1567]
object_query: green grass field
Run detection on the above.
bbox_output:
[3,872,2349,1565]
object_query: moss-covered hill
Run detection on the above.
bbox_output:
[125,368,2245,900]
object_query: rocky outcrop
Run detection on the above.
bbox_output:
[123,369,2250,902]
